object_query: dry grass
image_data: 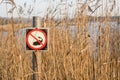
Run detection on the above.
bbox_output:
[0,23,31,32]
[0,15,120,80]
[0,0,120,80]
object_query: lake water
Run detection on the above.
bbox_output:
[1,21,120,53]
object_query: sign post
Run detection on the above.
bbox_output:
[32,16,42,80]
[27,16,48,80]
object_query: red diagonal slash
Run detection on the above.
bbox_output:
[30,33,44,46]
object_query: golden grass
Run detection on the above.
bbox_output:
[0,23,31,32]
[0,0,120,79]
[0,14,120,80]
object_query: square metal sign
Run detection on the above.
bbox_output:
[26,28,48,50]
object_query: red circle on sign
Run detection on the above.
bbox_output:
[26,29,47,50]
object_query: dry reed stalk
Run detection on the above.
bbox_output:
[0,0,120,80]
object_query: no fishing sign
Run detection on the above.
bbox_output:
[26,28,48,50]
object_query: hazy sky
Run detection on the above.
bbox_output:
[0,0,120,18]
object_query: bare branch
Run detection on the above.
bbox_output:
[8,6,15,13]
[110,0,116,12]
[88,6,93,12]
[5,0,15,5]
[91,4,102,14]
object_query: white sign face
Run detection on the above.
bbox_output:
[26,29,47,50]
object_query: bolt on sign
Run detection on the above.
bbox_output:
[26,28,48,50]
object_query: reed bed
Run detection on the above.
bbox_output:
[0,15,120,80]
[0,0,120,80]
[41,15,120,80]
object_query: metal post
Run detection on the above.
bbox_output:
[32,16,42,80]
